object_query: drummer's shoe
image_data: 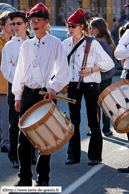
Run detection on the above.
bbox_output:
[88,159,101,165]
[87,131,91,136]
[118,166,129,173]
[35,180,49,186]
[65,158,80,165]
[14,179,32,186]
[103,130,113,136]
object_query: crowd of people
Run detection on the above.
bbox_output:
[0,2,129,187]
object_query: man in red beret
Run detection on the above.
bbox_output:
[12,3,70,187]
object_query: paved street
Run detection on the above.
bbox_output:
[1,74,129,194]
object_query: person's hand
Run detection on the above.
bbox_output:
[43,88,56,102]
[78,67,90,77]
[15,100,21,112]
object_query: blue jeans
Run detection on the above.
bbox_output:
[99,78,112,133]
[0,94,9,148]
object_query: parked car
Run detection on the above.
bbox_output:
[50,26,69,41]
[31,26,69,41]
[0,3,17,14]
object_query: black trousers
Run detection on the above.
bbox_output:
[8,82,19,162]
[18,86,50,182]
[67,82,102,161]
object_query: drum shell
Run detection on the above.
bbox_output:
[98,79,129,133]
[19,100,74,155]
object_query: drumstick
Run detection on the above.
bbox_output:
[39,91,76,104]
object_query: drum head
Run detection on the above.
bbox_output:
[22,102,52,127]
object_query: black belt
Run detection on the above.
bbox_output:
[24,86,41,92]
[24,86,48,93]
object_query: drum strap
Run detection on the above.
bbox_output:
[29,41,45,88]
[77,37,91,89]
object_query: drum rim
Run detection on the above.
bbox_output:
[114,109,129,133]
[19,99,55,131]
[98,79,129,105]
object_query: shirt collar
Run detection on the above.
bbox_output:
[0,33,12,42]
[12,35,29,42]
[72,33,85,44]
[33,33,50,45]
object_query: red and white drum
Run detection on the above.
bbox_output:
[98,79,129,133]
[19,100,74,155]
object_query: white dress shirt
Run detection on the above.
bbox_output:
[12,33,70,100]
[1,36,29,84]
[62,34,115,83]
[114,29,129,71]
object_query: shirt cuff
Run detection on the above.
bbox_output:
[15,94,22,101]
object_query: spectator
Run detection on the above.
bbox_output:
[84,10,91,21]
[57,13,65,26]
[111,8,127,46]
[88,17,116,137]
[0,11,14,153]
[112,16,119,30]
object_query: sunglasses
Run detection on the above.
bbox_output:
[67,24,80,29]
[11,22,25,26]
[29,19,45,24]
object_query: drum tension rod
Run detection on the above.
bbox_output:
[109,110,113,116]
[125,98,129,103]
[116,103,121,109]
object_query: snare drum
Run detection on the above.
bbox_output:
[19,100,74,155]
[98,79,129,133]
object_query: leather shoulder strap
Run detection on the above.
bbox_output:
[67,37,85,64]
[83,37,94,67]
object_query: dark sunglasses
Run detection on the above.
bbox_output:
[11,22,25,26]
[67,24,80,29]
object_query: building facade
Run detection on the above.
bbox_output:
[1,0,129,29]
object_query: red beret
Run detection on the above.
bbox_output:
[27,3,50,19]
[65,8,86,25]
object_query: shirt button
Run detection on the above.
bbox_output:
[42,42,44,44]
[78,54,80,57]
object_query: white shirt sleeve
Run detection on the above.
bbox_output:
[49,43,70,92]
[114,29,129,60]
[1,45,14,82]
[91,40,115,72]
[12,44,27,100]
